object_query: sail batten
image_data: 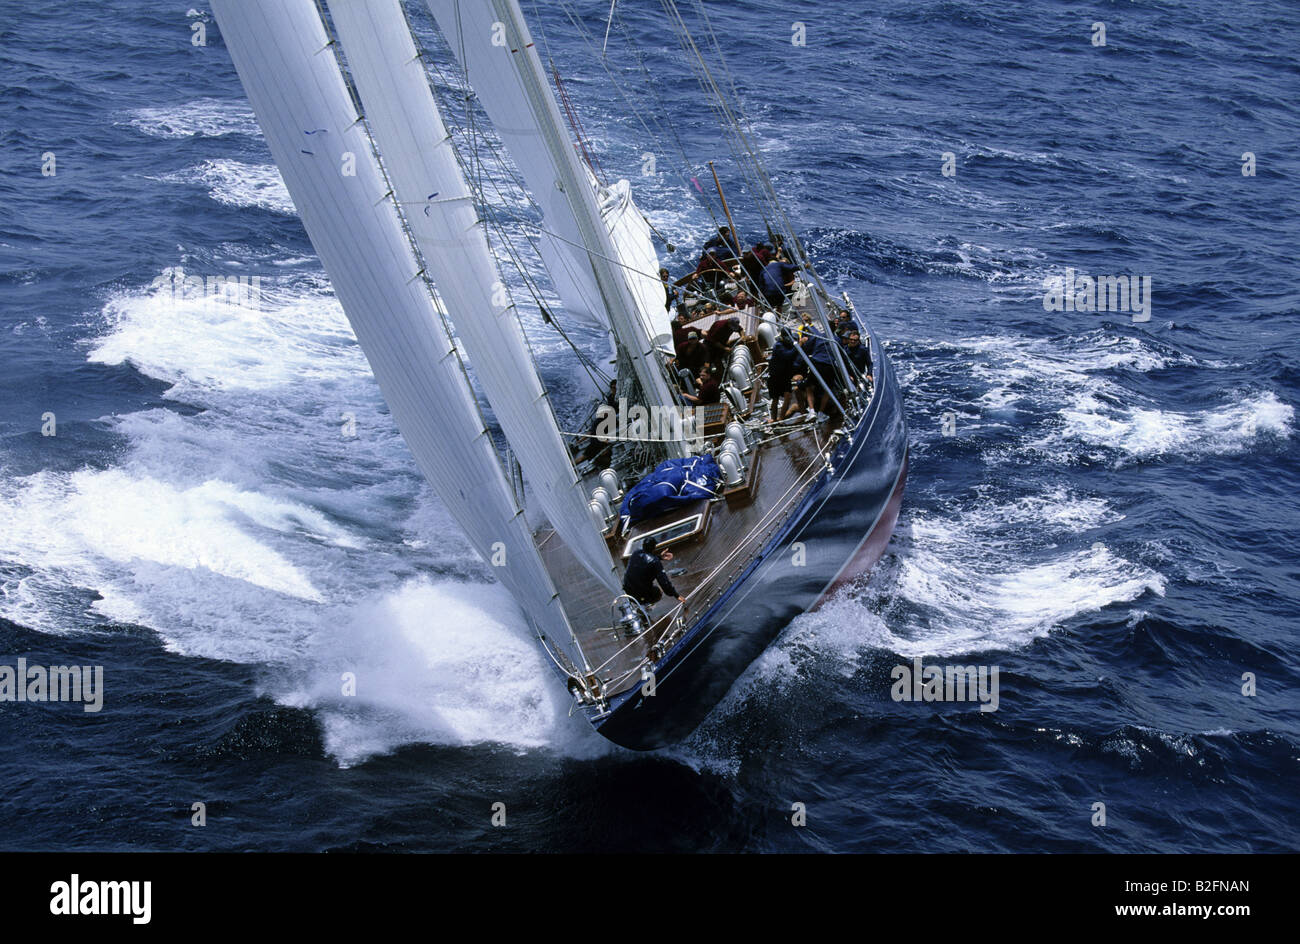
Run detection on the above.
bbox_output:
[210,0,582,653]
[325,0,620,593]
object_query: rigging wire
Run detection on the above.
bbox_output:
[544,0,732,241]
[412,7,614,390]
[657,0,855,390]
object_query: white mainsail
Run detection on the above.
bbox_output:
[424,0,683,449]
[326,0,619,593]
[210,0,582,653]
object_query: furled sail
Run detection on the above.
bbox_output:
[424,0,684,450]
[325,0,620,593]
[210,0,582,653]
[599,178,674,351]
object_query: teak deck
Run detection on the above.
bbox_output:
[535,289,859,697]
[536,420,828,696]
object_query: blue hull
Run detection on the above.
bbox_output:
[591,344,909,750]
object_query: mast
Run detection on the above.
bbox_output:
[209,0,588,665]
[425,0,686,457]
[325,0,620,593]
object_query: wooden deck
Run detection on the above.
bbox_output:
[536,418,829,697]
[535,276,867,698]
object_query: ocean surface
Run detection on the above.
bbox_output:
[1,0,1296,852]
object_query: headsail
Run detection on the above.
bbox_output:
[210,0,582,654]
[421,0,606,333]
[325,0,619,593]
[424,0,684,453]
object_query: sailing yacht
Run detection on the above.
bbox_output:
[211,0,908,750]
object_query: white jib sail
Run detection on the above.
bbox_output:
[424,0,683,446]
[210,0,581,652]
[423,0,607,333]
[325,0,619,593]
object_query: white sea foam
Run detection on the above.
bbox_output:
[163,159,295,215]
[1048,389,1293,460]
[1,259,604,762]
[283,579,610,766]
[928,332,1288,462]
[705,489,1163,708]
[0,469,329,609]
[676,483,1165,768]
[125,99,261,139]
[88,267,362,392]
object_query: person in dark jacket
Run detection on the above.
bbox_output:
[841,330,872,378]
[704,315,742,365]
[622,536,685,607]
[670,309,693,350]
[702,226,741,261]
[767,329,798,420]
[831,308,859,340]
[760,256,799,309]
[739,244,771,300]
[676,330,708,376]
[800,331,838,416]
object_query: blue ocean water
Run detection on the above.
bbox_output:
[0,0,1297,852]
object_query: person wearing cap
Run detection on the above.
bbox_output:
[622,536,685,608]
[676,330,708,376]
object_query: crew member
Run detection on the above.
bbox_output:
[702,226,741,261]
[767,329,798,420]
[841,330,872,377]
[661,267,683,317]
[832,308,859,339]
[705,315,743,365]
[760,253,798,309]
[622,536,685,607]
[681,365,720,405]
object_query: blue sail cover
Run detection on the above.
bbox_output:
[620,455,721,526]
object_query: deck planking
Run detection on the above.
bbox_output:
[536,420,829,696]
